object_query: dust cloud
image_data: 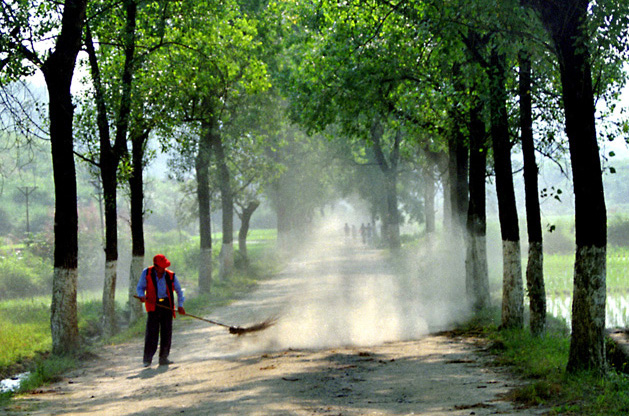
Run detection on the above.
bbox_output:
[235,213,471,352]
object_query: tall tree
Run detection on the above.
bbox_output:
[523,0,608,373]
[488,48,523,329]
[0,0,88,354]
[446,121,469,237]
[420,149,445,234]
[125,0,173,321]
[519,52,546,336]
[45,0,87,355]
[282,1,448,249]
[158,0,270,280]
[456,19,524,326]
[211,124,236,278]
[228,95,282,263]
[465,93,490,311]
[196,120,214,292]
[127,124,150,323]
[371,120,402,249]
[236,200,259,262]
[78,0,177,323]
[82,0,136,337]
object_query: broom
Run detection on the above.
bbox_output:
[133,295,275,335]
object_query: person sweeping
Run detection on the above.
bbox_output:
[136,254,185,367]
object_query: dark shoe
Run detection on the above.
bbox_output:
[143,361,151,368]
[159,358,173,366]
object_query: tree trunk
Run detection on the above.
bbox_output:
[422,164,436,234]
[558,6,607,378]
[523,0,607,375]
[128,128,149,324]
[196,121,213,293]
[42,0,87,356]
[87,0,136,337]
[448,63,470,239]
[489,49,523,329]
[519,53,546,336]
[100,139,120,336]
[238,201,260,263]
[442,173,451,230]
[454,133,469,233]
[525,0,607,373]
[269,142,295,251]
[465,97,490,311]
[445,129,470,282]
[371,121,401,249]
[274,179,291,250]
[211,129,235,278]
[383,169,401,248]
[85,24,117,336]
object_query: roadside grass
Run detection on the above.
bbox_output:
[0,232,280,404]
[459,309,629,415]
[17,355,77,392]
[0,294,127,381]
[0,298,51,372]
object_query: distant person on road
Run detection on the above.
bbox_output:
[360,223,366,244]
[137,254,186,367]
[344,222,350,239]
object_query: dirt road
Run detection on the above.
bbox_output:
[6,233,546,416]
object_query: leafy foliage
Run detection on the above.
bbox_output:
[0,251,52,300]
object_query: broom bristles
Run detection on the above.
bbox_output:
[229,317,277,335]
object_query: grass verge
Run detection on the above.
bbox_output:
[458,309,629,415]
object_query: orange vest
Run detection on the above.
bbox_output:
[144,266,176,317]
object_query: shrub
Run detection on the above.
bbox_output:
[608,216,629,247]
[0,252,53,300]
[28,231,54,261]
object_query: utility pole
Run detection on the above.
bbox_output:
[18,186,37,241]
[90,179,105,243]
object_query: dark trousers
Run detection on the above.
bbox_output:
[143,300,173,363]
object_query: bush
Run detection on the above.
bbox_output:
[608,216,629,247]
[28,231,54,261]
[0,252,53,300]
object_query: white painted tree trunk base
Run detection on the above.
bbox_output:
[568,245,606,372]
[501,240,523,328]
[128,255,144,324]
[526,241,546,335]
[219,243,234,279]
[465,234,490,310]
[51,267,79,354]
[199,247,212,293]
[102,260,117,338]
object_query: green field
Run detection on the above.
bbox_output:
[0,297,51,370]
[544,246,629,294]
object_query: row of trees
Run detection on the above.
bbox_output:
[0,0,348,350]
[279,0,628,375]
[1,0,628,376]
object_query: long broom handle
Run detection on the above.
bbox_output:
[133,295,232,329]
